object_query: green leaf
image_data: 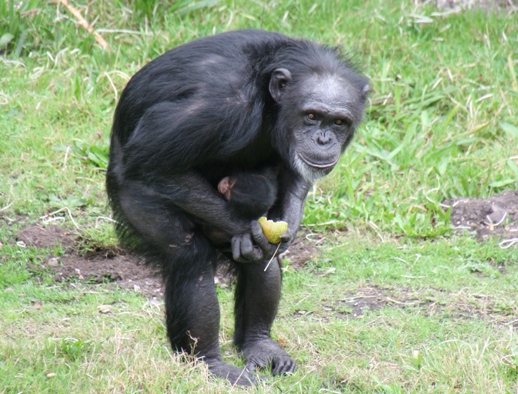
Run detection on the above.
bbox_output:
[0,33,14,48]
[499,122,518,139]
[489,179,518,188]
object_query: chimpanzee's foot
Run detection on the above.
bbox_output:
[206,357,264,386]
[241,339,296,376]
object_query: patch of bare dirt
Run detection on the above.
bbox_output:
[54,254,164,298]
[281,233,322,270]
[17,224,76,250]
[324,286,433,318]
[16,223,164,298]
[315,286,517,328]
[446,190,518,242]
[16,224,320,299]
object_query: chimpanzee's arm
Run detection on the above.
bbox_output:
[149,171,252,236]
[272,169,311,241]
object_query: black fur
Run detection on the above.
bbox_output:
[221,169,278,220]
[107,29,369,386]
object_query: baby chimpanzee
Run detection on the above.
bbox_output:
[201,169,278,246]
[217,169,278,221]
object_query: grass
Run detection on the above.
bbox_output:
[1,0,518,392]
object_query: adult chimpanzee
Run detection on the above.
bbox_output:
[106,30,369,385]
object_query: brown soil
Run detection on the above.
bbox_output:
[445,190,518,242]
[17,224,163,298]
[318,285,517,328]
[16,224,321,299]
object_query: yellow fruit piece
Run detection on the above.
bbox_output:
[258,217,288,244]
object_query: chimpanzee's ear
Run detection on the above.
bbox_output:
[361,84,370,100]
[269,68,292,102]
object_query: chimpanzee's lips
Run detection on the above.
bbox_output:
[299,154,338,169]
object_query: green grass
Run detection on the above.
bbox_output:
[1,0,518,392]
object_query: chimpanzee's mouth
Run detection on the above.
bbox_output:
[299,154,338,169]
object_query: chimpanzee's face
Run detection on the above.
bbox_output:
[271,70,368,183]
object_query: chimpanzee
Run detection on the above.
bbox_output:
[106,30,369,385]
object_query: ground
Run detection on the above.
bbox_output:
[13,190,518,300]
[15,222,321,299]
[16,224,163,298]
[446,190,518,243]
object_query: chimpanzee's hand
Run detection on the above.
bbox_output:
[279,225,296,245]
[231,221,290,263]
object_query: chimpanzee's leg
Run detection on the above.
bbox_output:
[116,184,258,385]
[233,257,296,375]
[162,236,219,355]
[163,236,259,385]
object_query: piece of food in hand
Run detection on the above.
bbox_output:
[258,216,288,244]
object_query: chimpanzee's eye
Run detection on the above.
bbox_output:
[335,118,352,126]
